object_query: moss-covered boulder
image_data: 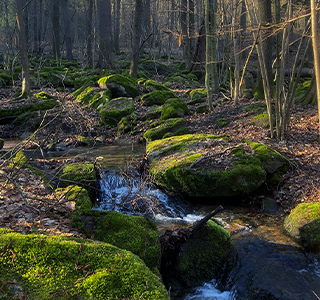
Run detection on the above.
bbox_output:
[55,185,92,213]
[0,138,4,150]
[11,150,30,168]
[140,90,179,106]
[173,220,232,287]
[99,97,134,128]
[144,118,189,142]
[161,98,189,120]
[142,106,163,121]
[80,210,162,271]
[143,80,170,93]
[190,88,207,102]
[98,74,139,98]
[75,86,111,109]
[59,161,96,191]
[117,117,131,134]
[77,136,95,146]
[0,231,169,300]
[284,202,320,250]
[147,134,289,198]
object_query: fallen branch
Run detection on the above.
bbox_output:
[191,205,224,233]
[190,143,246,168]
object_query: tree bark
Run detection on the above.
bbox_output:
[62,0,73,61]
[205,0,219,111]
[130,0,143,78]
[86,0,94,66]
[114,0,121,53]
[52,0,60,60]
[16,0,30,95]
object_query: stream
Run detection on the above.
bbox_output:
[3,141,320,299]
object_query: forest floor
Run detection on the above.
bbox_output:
[1,85,320,237]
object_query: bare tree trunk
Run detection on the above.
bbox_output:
[16,0,30,95]
[114,0,121,53]
[38,0,43,53]
[52,0,60,60]
[205,0,219,111]
[96,0,113,68]
[232,0,240,105]
[181,0,189,68]
[310,0,320,141]
[86,0,94,66]
[130,0,143,78]
[62,0,73,61]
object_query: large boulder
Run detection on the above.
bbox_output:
[172,220,232,287]
[79,210,161,271]
[284,202,320,250]
[140,90,179,106]
[144,118,189,141]
[99,97,134,128]
[161,98,189,120]
[143,79,171,93]
[147,134,289,198]
[0,230,169,300]
[98,74,139,98]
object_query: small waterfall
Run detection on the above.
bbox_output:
[97,169,201,225]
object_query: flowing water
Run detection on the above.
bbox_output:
[3,142,320,299]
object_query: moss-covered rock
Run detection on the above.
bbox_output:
[144,118,188,141]
[161,98,189,120]
[74,86,111,109]
[80,210,161,271]
[117,117,131,134]
[11,150,30,168]
[36,91,56,99]
[140,90,179,106]
[284,202,320,250]
[55,185,92,213]
[147,134,289,198]
[190,88,207,101]
[0,138,4,150]
[195,103,208,113]
[143,80,170,92]
[98,74,139,98]
[77,136,95,146]
[59,161,96,191]
[0,99,58,120]
[217,118,227,127]
[0,72,12,87]
[99,97,134,128]
[0,231,169,300]
[248,113,270,128]
[173,220,232,287]
[142,106,163,121]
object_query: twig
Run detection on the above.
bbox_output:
[190,143,245,168]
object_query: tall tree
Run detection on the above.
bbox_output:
[16,0,30,95]
[310,0,320,141]
[114,0,121,53]
[62,0,73,61]
[130,0,143,78]
[205,0,219,111]
[96,0,113,68]
[86,0,94,66]
[52,0,60,60]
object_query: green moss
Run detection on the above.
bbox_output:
[117,117,131,134]
[0,99,58,119]
[91,211,161,270]
[59,162,96,191]
[243,102,267,113]
[189,88,207,101]
[196,104,208,113]
[11,150,30,168]
[142,106,163,121]
[98,74,139,98]
[55,185,92,213]
[217,118,227,127]
[161,98,189,120]
[295,79,311,98]
[174,220,232,286]
[36,91,56,99]
[284,202,320,250]
[77,136,95,146]
[143,80,170,92]
[0,72,12,87]
[140,90,179,106]
[99,97,134,128]
[143,118,187,141]
[147,135,288,198]
[0,232,169,300]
